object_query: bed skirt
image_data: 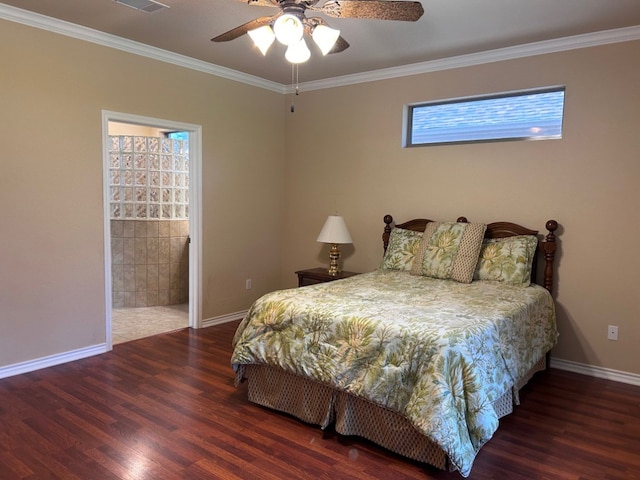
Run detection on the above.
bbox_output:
[237,356,546,472]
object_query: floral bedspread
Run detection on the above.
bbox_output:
[231,270,557,476]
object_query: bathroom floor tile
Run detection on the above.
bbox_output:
[112,303,188,344]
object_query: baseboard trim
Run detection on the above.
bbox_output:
[551,357,640,386]
[201,310,247,329]
[0,311,245,380]
[0,344,107,380]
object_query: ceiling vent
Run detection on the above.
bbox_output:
[114,0,169,14]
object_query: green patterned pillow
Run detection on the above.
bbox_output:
[410,222,486,283]
[473,235,538,285]
[380,228,424,271]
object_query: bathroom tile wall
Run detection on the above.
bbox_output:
[111,219,189,308]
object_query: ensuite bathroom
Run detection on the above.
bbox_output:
[108,122,190,344]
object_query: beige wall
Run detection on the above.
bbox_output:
[282,41,640,375]
[1,16,639,378]
[0,19,286,366]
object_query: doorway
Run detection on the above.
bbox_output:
[101,111,202,350]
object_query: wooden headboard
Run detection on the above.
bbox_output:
[382,215,559,294]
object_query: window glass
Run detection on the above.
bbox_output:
[167,131,189,141]
[406,87,565,146]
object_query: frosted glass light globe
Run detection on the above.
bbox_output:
[285,38,311,64]
[248,25,275,55]
[312,25,340,55]
[274,14,304,46]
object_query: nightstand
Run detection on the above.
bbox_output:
[295,267,360,287]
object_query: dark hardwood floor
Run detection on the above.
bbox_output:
[1,320,639,479]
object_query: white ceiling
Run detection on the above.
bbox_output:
[2,0,640,85]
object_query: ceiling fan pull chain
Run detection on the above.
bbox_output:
[290,63,300,113]
[290,63,295,112]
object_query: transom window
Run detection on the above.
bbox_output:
[404,87,565,147]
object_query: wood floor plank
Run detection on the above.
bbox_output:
[1,320,639,479]
[0,451,34,479]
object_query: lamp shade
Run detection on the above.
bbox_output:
[316,216,353,244]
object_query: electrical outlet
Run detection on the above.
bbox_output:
[607,325,618,341]
[245,278,252,290]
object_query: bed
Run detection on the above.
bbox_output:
[231,215,559,477]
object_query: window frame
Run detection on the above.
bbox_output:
[403,86,566,148]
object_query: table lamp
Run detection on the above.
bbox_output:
[316,215,353,276]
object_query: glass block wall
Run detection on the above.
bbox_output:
[108,135,189,220]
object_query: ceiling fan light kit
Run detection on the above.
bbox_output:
[212,0,424,65]
[247,14,340,63]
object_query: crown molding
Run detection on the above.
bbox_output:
[295,25,640,92]
[2,3,639,95]
[0,3,286,94]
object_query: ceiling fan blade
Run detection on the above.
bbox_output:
[211,16,276,42]
[318,0,424,21]
[242,0,279,6]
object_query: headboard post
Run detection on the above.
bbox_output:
[542,220,559,293]
[383,215,394,253]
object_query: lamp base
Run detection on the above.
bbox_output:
[327,244,341,276]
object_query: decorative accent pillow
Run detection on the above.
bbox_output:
[380,227,424,271]
[473,235,538,285]
[410,222,486,283]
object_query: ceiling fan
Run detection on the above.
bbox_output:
[212,0,424,63]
